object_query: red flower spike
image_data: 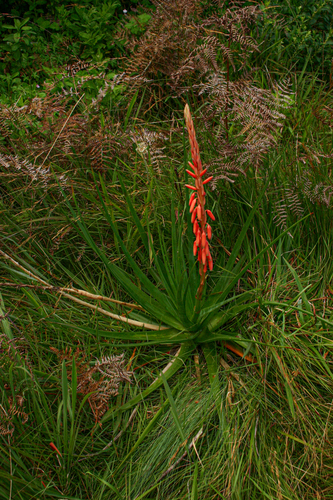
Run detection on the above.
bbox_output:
[184,104,214,297]
[186,169,197,179]
[203,176,213,185]
[190,198,197,213]
[206,210,215,221]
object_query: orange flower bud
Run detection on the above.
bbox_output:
[200,168,207,177]
[201,232,206,248]
[207,224,212,239]
[206,209,215,221]
[193,241,198,256]
[196,230,201,246]
[197,205,202,220]
[185,184,197,190]
[189,192,196,205]
[191,207,197,223]
[190,198,197,213]
[202,249,206,265]
[186,169,197,179]
[208,257,213,271]
[193,219,198,234]
[203,176,213,185]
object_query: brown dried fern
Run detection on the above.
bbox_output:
[0,396,28,437]
[50,347,132,423]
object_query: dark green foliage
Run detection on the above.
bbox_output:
[258,0,333,77]
[0,0,152,99]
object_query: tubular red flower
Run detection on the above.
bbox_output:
[196,230,201,246]
[189,192,196,205]
[190,198,197,213]
[186,169,197,179]
[193,241,198,256]
[202,176,213,185]
[200,168,207,177]
[206,210,215,221]
[191,206,198,223]
[185,184,197,191]
[197,205,202,220]
[201,232,206,248]
[207,224,212,239]
[202,249,206,265]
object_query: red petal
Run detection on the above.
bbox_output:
[201,232,206,248]
[185,184,197,190]
[202,250,206,265]
[193,241,198,256]
[208,258,213,271]
[50,442,62,456]
[207,224,212,239]
[197,205,202,220]
[191,207,197,223]
[193,219,198,234]
[200,168,208,177]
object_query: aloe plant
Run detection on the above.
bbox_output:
[0,105,305,425]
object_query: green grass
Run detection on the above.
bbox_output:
[2,2,333,498]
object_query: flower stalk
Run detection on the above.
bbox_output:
[184,104,215,300]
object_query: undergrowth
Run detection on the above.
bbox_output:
[1,0,333,499]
